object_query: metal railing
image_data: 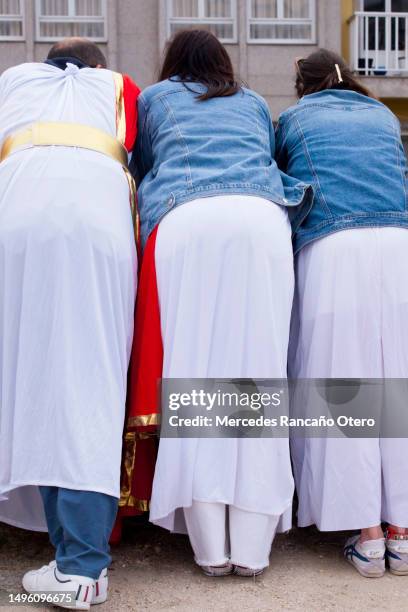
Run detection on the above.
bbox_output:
[349,11,408,76]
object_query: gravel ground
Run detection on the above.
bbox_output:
[0,520,405,612]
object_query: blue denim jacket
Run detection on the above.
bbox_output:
[276,89,408,253]
[131,78,313,246]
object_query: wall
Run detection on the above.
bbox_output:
[1,0,407,123]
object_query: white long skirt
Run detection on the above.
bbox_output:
[149,195,295,533]
[290,227,408,531]
[0,147,137,531]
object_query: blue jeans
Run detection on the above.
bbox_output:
[39,487,118,580]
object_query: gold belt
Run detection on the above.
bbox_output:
[0,122,139,241]
[0,122,128,166]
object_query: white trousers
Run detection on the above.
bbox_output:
[184,501,279,570]
[150,196,294,533]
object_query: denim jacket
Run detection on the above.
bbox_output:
[131,78,313,247]
[276,89,408,253]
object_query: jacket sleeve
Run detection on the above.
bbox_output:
[275,112,315,236]
[274,115,288,172]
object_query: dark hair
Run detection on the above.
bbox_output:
[295,48,374,99]
[47,37,107,69]
[159,29,241,101]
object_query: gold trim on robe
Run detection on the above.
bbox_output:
[127,413,161,428]
[112,71,126,146]
[119,431,151,510]
[111,71,139,242]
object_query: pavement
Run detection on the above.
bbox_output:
[0,521,405,612]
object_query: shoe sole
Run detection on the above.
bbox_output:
[23,586,92,610]
[200,569,233,577]
[389,567,408,576]
[57,604,90,611]
[91,597,108,605]
[346,557,385,578]
[233,567,265,578]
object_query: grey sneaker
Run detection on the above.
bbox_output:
[386,538,408,576]
[233,565,265,577]
[344,535,385,578]
[199,563,233,577]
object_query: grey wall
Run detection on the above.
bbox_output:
[0,0,342,117]
[1,0,406,119]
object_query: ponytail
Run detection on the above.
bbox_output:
[295,49,374,99]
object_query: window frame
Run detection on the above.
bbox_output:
[247,0,317,45]
[166,0,238,44]
[0,0,25,41]
[35,0,108,43]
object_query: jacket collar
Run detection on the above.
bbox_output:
[44,56,90,70]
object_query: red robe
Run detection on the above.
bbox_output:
[115,227,161,528]
[112,79,163,543]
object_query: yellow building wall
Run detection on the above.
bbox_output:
[342,0,354,62]
[381,98,408,122]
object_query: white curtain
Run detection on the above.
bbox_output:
[205,0,231,18]
[40,0,69,16]
[250,22,311,39]
[250,0,312,40]
[172,0,232,18]
[251,0,310,19]
[0,0,22,38]
[39,0,105,39]
[0,0,21,15]
[170,21,234,39]
[170,0,234,40]
[251,0,278,19]
[284,0,309,18]
[75,0,103,16]
[40,0,103,17]
[172,0,199,18]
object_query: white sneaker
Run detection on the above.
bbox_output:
[22,561,108,609]
[344,535,385,578]
[386,538,408,576]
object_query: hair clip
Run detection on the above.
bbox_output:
[335,64,343,83]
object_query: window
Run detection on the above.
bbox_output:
[248,0,316,44]
[0,0,24,40]
[359,0,408,11]
[36,0,107,42]
[353,0,408,74]
[360,0,408,54]
[167,0,237,43]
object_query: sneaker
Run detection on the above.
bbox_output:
[92,568,108,605]
[233,565,265,577]
[23,562,108,606]
[344,535,385,578]
[22,561,102,610]
[199,563,233,577]
[386,537,408,576]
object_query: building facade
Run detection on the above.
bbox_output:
[0,1,407,136]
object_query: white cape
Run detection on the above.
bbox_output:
[0,63,137,530]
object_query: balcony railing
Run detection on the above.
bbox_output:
[349,11,408,76]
